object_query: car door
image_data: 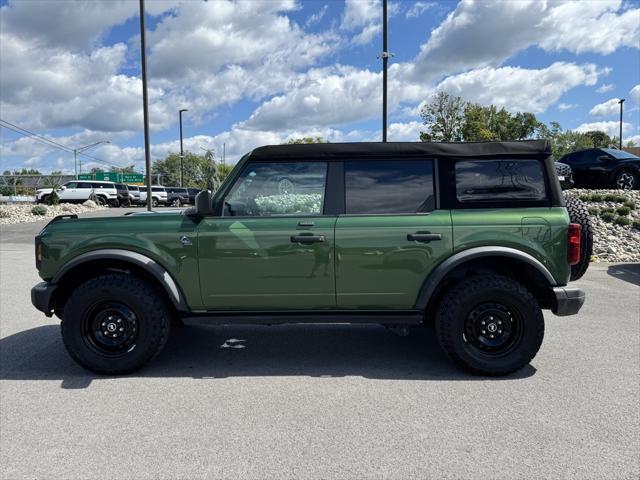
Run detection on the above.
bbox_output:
[58,182,77,201]
[197,160,337,310]
[335,158,453,310]
[75,182,93,200]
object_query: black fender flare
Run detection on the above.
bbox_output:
[414,246,557,310]
[52,249,188,311]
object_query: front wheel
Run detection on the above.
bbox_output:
[171,198,181,207]
[61,273,171,374]
[434,274,544,376]
[151,198,159,208]
[614,169,638,190]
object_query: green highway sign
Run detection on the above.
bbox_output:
[76,172,145,185]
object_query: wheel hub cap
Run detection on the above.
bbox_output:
[84,303,139,355]
[464,303,520,354]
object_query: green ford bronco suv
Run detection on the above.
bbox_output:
[32,140,585,376]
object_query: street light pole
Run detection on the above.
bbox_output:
[618,98,625,149]
[179,109,188,187]
[139,0,153,212]
[382,0,388,143]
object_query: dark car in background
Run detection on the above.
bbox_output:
[559,148,640,190]
[187,188,201,205]
[113,183,131,207]
[126,185,141,205]
[554,162,574,190]
[165,187,190,206]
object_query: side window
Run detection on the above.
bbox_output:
[77,182,92,189]
[64,182,77,189]
[345,160,435,214]
[455,159,546,203]
[225,162,327,216]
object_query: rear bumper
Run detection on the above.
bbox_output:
[552,286,585,316]
[31,281,56,317]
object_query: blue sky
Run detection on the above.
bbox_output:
[1,0,639,173]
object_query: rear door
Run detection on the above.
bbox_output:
[197,160,337,310]
[335,158,453,309]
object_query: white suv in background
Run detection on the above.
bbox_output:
[139,186,168,207]
[36,181,118,205]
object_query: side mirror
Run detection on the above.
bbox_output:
[598,155,611,161]
[59,186,66,190]
[194,190,214,216]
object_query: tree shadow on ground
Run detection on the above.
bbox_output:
[0,323,536,389]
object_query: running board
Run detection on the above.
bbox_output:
[181,311,424,326]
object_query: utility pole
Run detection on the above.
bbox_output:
[618,98,625,149]
[139,0,152,211]
[379,0,393,142]
[179,109,188,186]
[223,142,226,168]
[74,141,110,177]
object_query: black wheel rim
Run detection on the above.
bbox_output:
[82,302,139,357]
[463,302,522,355]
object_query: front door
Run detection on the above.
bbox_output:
[197,161,336,310]
[335,159,453,309]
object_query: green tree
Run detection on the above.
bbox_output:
[461,104,540,141]
[419,91,466,142]
[110,165,136,173]
[583,130,614,148]
[152,150,231,191]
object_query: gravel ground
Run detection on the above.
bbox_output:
[564,189,640,263]
[0,202,107,225]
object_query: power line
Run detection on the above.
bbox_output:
[0,118,134,171]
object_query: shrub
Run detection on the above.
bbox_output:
[31,205,48,216]
[45,190,60,205]
[632,220,640,230]
[0,207,11,218]
[579,194,592,202]
[614,216,630,226]
[616,206,630,216]
[587,207,599,216]
[600,207,615,214]
[600,211,614,222]
[589,194,603,202]
[623,200,636,210]
[603,194,618,202]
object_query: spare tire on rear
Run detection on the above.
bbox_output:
[564,194,593,281]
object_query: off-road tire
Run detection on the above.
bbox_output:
[61,273,171,374]
[564,194,593,281]
[434,274,544,376]
[151,198,159,208]
[171,198,181,207]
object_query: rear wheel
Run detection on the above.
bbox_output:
[435,274,544,376]
[171,198,181,207]
[151,198,159,208]
[61,273,171,374]
[564,195,593,281]
[613,169,638,190]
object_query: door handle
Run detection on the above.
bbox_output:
[297,221,315,227]
[291,234,325,244]
[407,233,442,242]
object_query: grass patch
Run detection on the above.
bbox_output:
[600,211,615,222]
[632,220,640,230]
[587,207,599,216]
[31,205,48,216]
[614,216,631,226]
[616,206,631,216]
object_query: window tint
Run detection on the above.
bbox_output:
[127,185,139,191]
[455,159,546,202]
[152,187,165,192]
[345,160,435,214]
[76,182,93,189]
[226,162,327,216]
[115,183,126,189]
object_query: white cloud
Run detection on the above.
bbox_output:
[630,85,640,104]
[306,4,329,27]
[589,98,621,117]
[406,2,436,19]
[340,0,381,45]
[558,103,577,111]
[435,62,600,113]
[575,121,632,137]
[409,0,639,82]
[596,83,615,93]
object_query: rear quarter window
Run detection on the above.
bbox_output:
[455,159,546,203]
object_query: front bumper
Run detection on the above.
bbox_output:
[31,281,57,317]
[552,286,585,316]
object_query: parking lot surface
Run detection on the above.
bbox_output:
[1,209,638,479]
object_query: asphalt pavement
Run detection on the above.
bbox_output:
[1,209,638,479]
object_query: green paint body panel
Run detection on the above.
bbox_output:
[37,212,204,309]
[335,211,453,309]
[37,207,570,312]
[197,216,336,310]
[450,207,570,285]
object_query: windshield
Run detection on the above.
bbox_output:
[602,148,639,159]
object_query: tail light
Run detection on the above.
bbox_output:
[35,235,43,269]
[567,223,581,265]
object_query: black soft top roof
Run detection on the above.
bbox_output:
[248,140,551,161]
